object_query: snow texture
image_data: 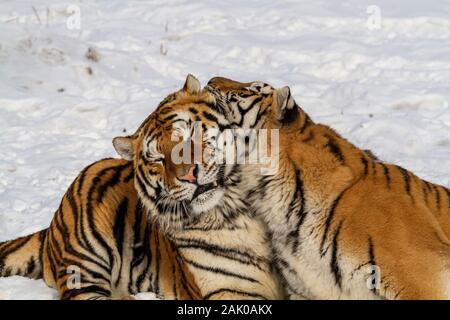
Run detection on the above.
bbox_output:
[0,0,449,299]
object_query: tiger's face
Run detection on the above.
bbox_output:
[113,75,233,231]
[205,77,276,130]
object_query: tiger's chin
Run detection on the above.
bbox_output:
[142,187,225,234]
[190,188,224,215]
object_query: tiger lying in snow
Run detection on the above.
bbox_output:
[207,76,450,299]
[0,75,282,300]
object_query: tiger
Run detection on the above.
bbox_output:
[0,156,202,300]
[0,75,282,300]
[0,165,201,299]
[112,74,283,300]
[206,76,450,299]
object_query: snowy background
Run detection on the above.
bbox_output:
[0,0,449,299]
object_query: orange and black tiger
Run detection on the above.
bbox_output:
[113,75,282,300]
[0,75,282,300]
[0,158,200,300]
[207,77,450,299]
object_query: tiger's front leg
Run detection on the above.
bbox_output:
[53,261,115,300]
[37,159,145,300]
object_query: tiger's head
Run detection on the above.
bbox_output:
[113,75,297,232]
[205,77,276,130]
[206,76,311,134]
[113,75,237,231]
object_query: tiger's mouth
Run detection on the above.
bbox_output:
[191,165,226,200]
[192,181,219,200]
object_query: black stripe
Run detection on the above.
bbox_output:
[172,262,178,299]
[204,100,222,114]
[37,229,46,278]
[48,219,63,256]
[325,135,344,163]
[202,111,218,123]
[204,288,268,300]
[157,94,176,109]
[168,238,201,299]
[153,229,161,295]
[225,94,264,128]
[360,156,369,177]
[44,230,58,281]
[184,258,260,284]
[368,238,376,263]
[25,256,35,275]
[131,202,145,270]
[424,180,433,192]
[380,163,391,188]
[74,183,92,254]
[86,173,116,268]
[172,249,197,299]
[176,243,265,271]
[188,107,198,114]
[396,166,411,196]
[137,164,155,188]
[320,191,346,256]
[55,202,110,273]
[62,285,111,300]
[123,168,134,183]
[433,185,441,211]
[237,95,264,128]
[371,161,377,175]
[113,198,128,287]
[76,158,113,196]
[175,237,264,265]
[136,174,153,200]
[96,164,129,203]
[330,220,344,288]
[135,222,150,292]
[0,236,32,260]
[163,113,178,121]
[60,257,111,284]
[67,184,109,268]
[299,111,312,133]
[289,170,307,254]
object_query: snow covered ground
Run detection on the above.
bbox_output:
[0,0,449,299]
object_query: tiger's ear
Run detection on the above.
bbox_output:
[113,136,135,161]
[273,86,298,125]
[183,74,201,94]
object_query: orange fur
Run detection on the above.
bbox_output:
[208,77,450,299]
[0,158,200,300]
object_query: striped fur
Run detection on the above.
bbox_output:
[0,158,200,299]
[113,75,283,300]
[207,77,450,300]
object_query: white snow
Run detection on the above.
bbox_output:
[0,276,58,300]
[0,0,449,299]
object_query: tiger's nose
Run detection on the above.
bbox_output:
[178,165,197,183]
